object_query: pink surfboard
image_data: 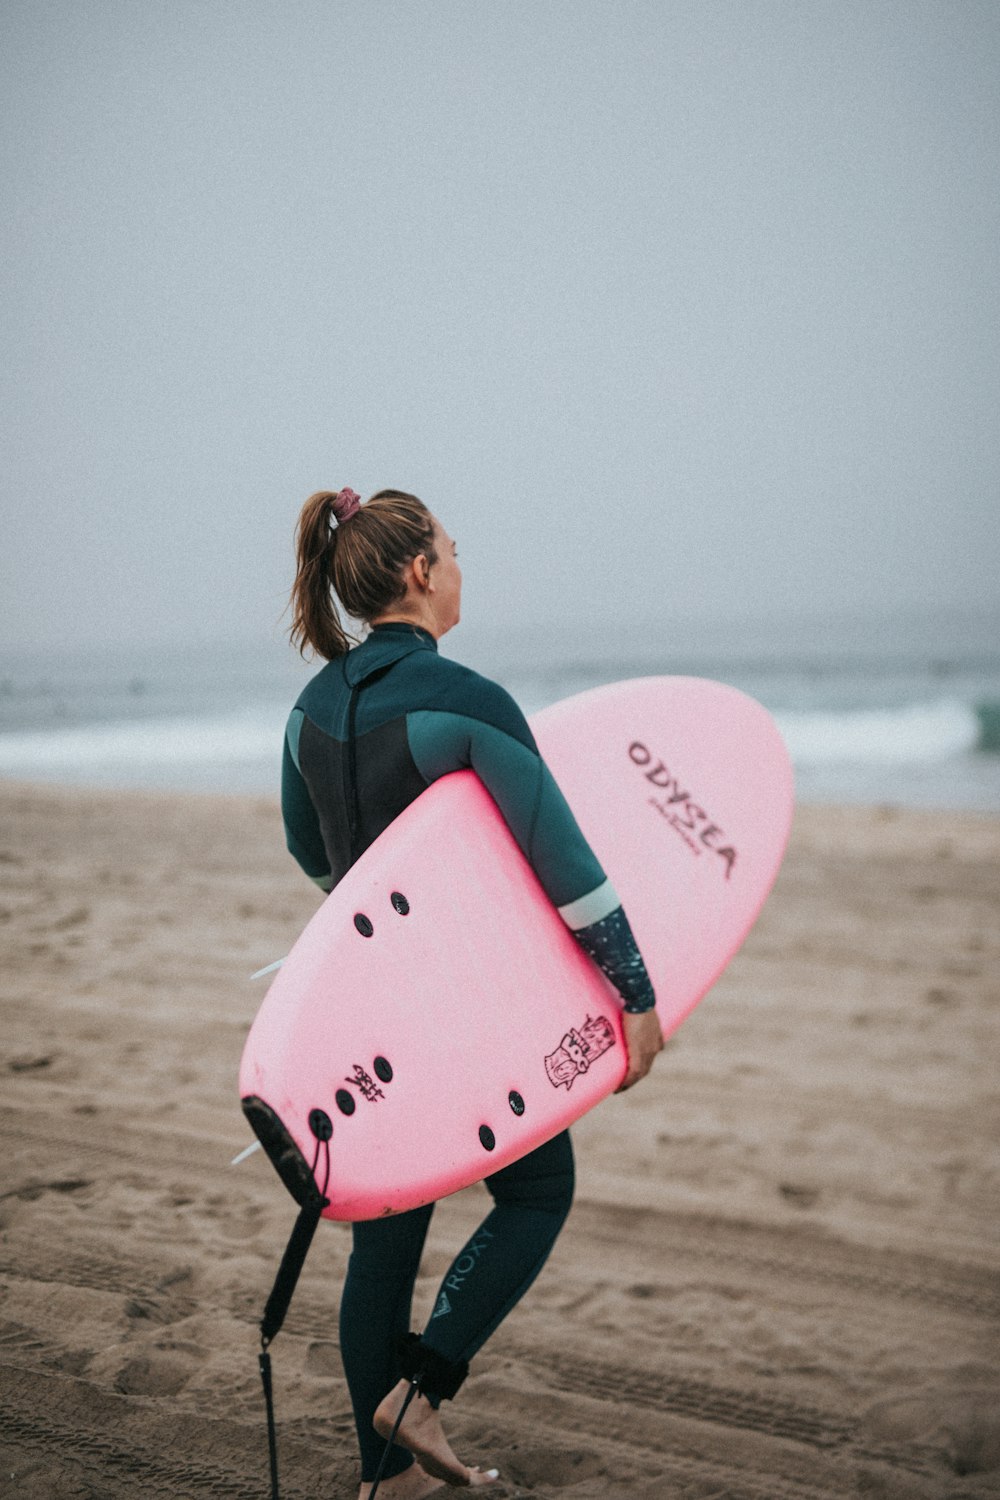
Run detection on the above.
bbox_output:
[240,677,793,1221]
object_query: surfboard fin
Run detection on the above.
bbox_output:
[250,958,285,980]
[230,1139,262,1166]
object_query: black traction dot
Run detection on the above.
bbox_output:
[309,1108,333,1140]
[373,1056,393,1083]
[335,1089,356,1116]
[479,1125,496,1151]
[354,913,374,937]
[390,892,410,915]
[508,1091,525,1116]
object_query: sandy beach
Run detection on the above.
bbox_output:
[1,782,997,1499]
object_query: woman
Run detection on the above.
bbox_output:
[283,487,664,1498]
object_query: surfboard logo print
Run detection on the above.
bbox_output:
[628,741,737,879]
[345,1064,385,1103]
[544,1014,616,1090]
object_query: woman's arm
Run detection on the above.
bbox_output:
[281,709,334,892]
[406,686,659,1018]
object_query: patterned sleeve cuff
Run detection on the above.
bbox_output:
[570,904,657,1014]
[621,979,657,1014]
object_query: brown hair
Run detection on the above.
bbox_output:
[289,488,437,659]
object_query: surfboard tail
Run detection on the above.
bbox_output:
[241,1095,326,1208]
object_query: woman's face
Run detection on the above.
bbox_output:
[428,516,462,634]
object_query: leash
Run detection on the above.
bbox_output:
[367,1378,420,1500]
[256,1134,330,1500]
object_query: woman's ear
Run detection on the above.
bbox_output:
[409,552,432,591]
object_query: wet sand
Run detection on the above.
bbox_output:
[1,783,998,1499]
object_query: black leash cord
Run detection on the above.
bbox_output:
[257,1136,330,1500]
[259,1344,280,1500]
[368,1378,420,1500]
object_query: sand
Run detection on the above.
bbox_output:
[1,782,998,1500]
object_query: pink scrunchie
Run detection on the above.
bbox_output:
[331,487,361,524]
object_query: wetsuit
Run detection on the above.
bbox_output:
[282,623,654,1481]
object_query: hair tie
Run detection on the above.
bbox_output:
[331,488,361,524]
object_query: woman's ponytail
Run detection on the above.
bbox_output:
[288,491,355,659]
[288,487,437,661]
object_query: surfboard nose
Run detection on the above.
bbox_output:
[241,1095,326,1208]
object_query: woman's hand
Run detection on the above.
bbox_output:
[615,1009,665,1092]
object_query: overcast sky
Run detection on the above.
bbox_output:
[2,1,998,657]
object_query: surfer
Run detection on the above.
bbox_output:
[285,488,664,1497]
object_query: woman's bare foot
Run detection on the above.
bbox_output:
[372,1380,499,1488]
[357,1459,446,1499]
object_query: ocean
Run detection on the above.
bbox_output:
[0,608,997,812]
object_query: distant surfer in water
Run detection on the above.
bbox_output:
[285,488,664,1498]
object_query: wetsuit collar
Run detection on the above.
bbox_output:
[370,622,438,648]
[342,621,438,687]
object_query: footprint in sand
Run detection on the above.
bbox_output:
[8,1054,54,1073]
[862,1387,1000,1478]
[114,1351,195,1397]
[306,1339,342,1377]
[0,1177,92,1203]
[925,985,959,1007]
[51,904,90,930]
[778,1182,820,1209]
[504,1446,603,1487]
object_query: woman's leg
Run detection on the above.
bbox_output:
[340,1202,434,1483]
[371,1132,573,1488]
[421,1129,575,1367]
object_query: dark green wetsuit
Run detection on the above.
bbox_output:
[282,621,655,1013]
[281,623,654,1482]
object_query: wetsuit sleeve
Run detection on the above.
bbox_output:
[407,697,655,1013]
[281,709,334,893]
[565,907,655,1013]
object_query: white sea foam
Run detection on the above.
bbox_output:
[773,699,981,765]
[1,615,998,805]
[0,705,289,775]
[0,696,991,807]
